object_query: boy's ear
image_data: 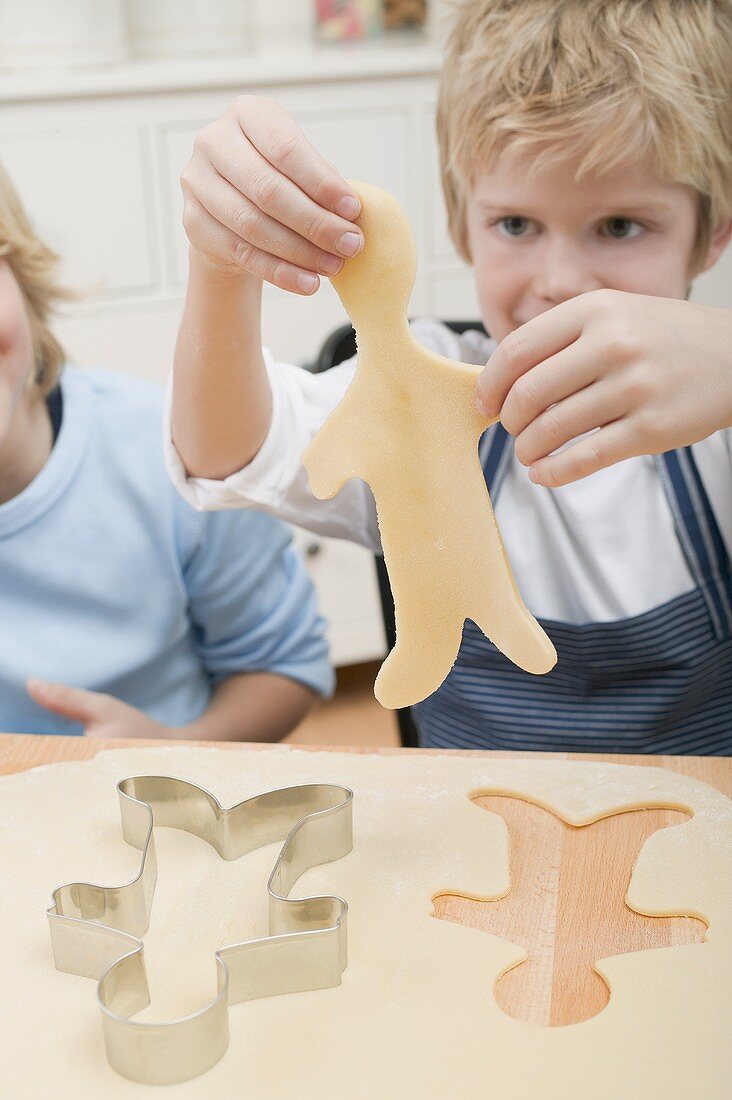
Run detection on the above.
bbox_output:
[698,218,732,275]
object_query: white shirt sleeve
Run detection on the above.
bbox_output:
[164,347,382,552]
[165,317,732,625]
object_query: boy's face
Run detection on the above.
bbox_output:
[0,257,34,445]
[465,149,717,344]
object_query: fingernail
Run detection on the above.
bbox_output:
[335,195,360,220]
[475,394,490,418]
[528,466,540,483]
[319,254,343,276]
[336,231,363,257]
[296,272,319,293]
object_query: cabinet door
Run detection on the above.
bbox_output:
[291,527,387,667]
[428,267,481,319]
[2,127,157,295]
[692,247,732,309]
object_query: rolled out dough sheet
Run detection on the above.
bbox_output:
[0,746,729,1098]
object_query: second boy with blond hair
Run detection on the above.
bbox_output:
[168,0,732,754]
[0,164,333,739]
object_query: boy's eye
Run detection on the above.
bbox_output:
[601,217,644,239]
[498,216,535,238]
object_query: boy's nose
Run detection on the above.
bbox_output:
[532,239,602,305]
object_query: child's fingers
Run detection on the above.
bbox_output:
[208,119,363,259]
[184,193,324,294]
[528,419,633,487]
[514,381,627,467]
[499,340,600,438]
[26,678,110,724]
[188,165,343,277]
[233,96,361,220]
[476,297,589,417]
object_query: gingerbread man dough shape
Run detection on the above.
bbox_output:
[303,182,556,709]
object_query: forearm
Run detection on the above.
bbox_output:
[172,250,272,479]
[179,671,319,742]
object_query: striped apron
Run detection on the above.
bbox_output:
[414,425,732,755]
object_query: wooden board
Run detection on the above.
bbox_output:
[434,798,706,1026]
[2,732,729,1029]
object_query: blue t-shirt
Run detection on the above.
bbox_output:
[0,368,333,735]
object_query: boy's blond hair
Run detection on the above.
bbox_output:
[437,0,732,269]
[0,163,70,395]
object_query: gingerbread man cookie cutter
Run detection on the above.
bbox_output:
[47,775,353,1085]
[304,181,557,709]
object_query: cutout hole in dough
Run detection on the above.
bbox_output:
[432,794,707,1027]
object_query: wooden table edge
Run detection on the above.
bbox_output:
[1,732,729,796]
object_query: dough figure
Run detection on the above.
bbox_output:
[303,181,557,709]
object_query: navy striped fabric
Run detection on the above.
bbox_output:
[414,428,732,755]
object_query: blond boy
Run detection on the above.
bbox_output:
[169,0,732,753]
[0,165,332,738]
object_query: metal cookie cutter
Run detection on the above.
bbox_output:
[47,775,353,1085]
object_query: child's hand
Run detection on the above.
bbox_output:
[475,291,732,487]
[27,679,170,740]
[180,96,364,293]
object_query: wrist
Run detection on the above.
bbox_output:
[173,715,211,742]
[187,246,262,288]
[176,709,242,743]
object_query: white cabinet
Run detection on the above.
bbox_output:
[2,126,156,293]
[0,44,451,666]
[290,529,386,666]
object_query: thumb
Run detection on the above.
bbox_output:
[26,679,112,725]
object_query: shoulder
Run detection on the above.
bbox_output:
[62,369,291,557]
[61,368,172,502]
[409,317,496,365]
[64,367,163,422]
[64,367,169,471]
